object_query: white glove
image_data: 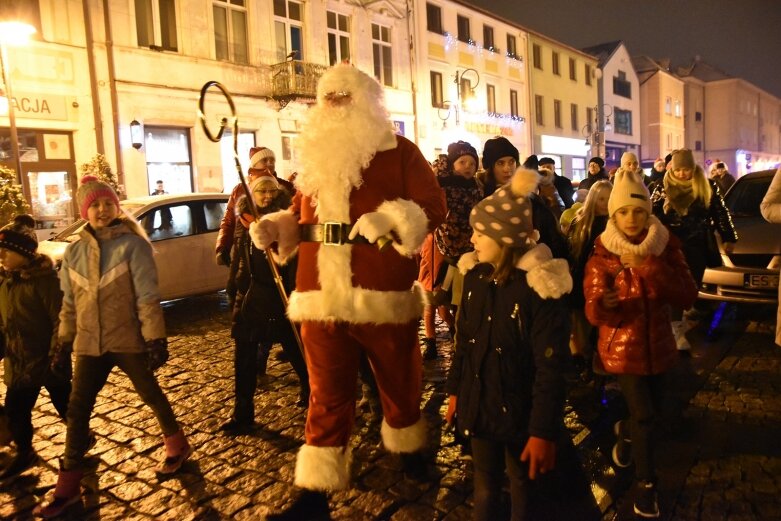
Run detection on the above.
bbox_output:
[348,212,394,244]
[249,218,278,250]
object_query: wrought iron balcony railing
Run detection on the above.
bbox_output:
[270,60,328,107]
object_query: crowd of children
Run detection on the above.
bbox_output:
[0,142,738,520]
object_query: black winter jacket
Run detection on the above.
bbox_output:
[445,263,569,442]
[650,179,737,281]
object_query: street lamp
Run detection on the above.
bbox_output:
[581,104,613,158]
[0,21,36,183]
[437,68,481,127]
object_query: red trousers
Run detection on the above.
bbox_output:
[301,320,422,447]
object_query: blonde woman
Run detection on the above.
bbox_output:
[567,180,612,372]
[650,149,737,351]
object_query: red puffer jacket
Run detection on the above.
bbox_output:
[584,217,698,375]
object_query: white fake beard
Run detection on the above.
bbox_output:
[295,103,391,220]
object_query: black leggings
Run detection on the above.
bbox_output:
[616,373,668,482]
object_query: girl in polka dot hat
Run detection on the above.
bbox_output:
[445,167,573,520]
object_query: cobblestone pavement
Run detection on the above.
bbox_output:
[0,294,779,520]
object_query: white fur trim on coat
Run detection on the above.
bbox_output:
[380,417,427,453]
[457,244,572,299]
[294,445,352,491]
[375,199,429,257]
[517,244,572,299]
[287,281,426,324]
[600,215,669,257]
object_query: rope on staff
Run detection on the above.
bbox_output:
[198,81,305,356]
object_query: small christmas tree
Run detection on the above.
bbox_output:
[0,165,32,227]
[79,154,122,195]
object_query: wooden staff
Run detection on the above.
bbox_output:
[198,81,305,356]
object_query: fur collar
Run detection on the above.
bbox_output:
[457,244,572,299]
[0,253,56,281]
[600,215,669,257]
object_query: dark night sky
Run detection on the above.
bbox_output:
[463,0,781,98]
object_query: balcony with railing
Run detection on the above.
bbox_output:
[269,60,328,107]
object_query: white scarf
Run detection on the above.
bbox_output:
[600,214,669,257]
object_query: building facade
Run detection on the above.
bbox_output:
[527,32,598,183]
[1,0,418,230]
[411,0,530,162]
[581,41,641,168]
[633,56,685,169]
[676,59,781,176]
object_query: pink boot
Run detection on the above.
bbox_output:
[33,466,83,518]
[156,429,192,474]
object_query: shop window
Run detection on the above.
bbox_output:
[219,130,256,192]
[372,23,393,87]
[135,0,177,51]
[143,127,193,194]
[27,171,75,228]
[274,0,303,62]
[327,11,351,65]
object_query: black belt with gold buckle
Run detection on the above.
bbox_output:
[300,222,370,245]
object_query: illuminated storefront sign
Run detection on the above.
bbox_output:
[4,93,68,121]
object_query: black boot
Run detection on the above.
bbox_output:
[401,451,430,482]
[422,338,437,360]
[266,489,331,520]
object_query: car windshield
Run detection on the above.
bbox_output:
[725,176,770,218]
[49,202,147,242]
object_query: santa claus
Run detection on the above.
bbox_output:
[250,64,446,518]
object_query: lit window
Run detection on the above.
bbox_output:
[506,34,517,59]
[213,0,247,63]
[665,97,672,115]
[674,99,681,117]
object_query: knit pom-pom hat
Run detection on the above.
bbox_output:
[76,175,120,219]
[0,214,38,259]
[469,168,541,250]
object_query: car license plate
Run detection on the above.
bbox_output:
[744,273,780,289]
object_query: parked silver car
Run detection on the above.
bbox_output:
[38,193,230,301]
[699,169,781,304]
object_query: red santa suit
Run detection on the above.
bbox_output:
[252,65,446,492]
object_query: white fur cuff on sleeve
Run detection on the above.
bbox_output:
[375,199,429,257]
